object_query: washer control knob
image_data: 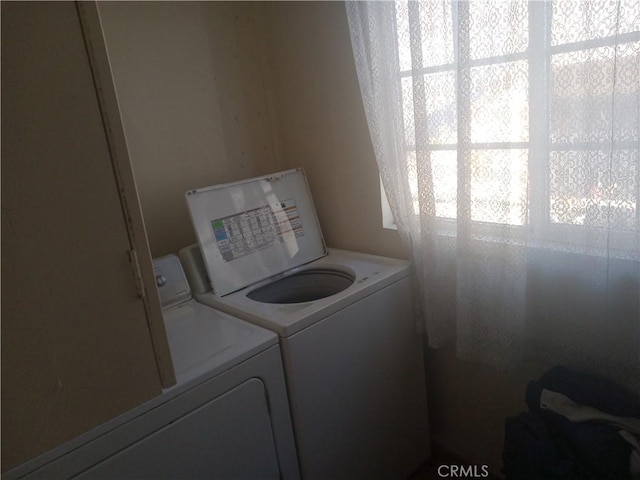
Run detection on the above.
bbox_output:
[156,274,168,287]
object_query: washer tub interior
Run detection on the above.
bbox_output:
[247,269,355,304]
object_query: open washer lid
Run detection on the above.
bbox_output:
[186,168,327,296]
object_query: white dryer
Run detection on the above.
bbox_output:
[6,255,299,480]
[181,168,430,480]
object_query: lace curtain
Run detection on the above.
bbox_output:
[346,0,640,389]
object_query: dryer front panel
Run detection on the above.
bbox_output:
[75,379,280,480]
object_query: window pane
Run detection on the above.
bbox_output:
[419,0,454,67]
[392,0,639,241]
[470,149,528,225]
[406,150,458,218]
[406,150,419,215]
[402,72,457,147]
[432,151,458,219]
[425,72,457,145]
[470,0,528,60]
[395,1,412,72]
[401,77,415,146]
[551,43,640,144]
[552,0,640,46]
[470,61,529,143]
[550,149,639,230]
[395,1,454,72]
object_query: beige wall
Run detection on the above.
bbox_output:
[99,1,279,256]
[262,1,406,259]
[100,0,405,260]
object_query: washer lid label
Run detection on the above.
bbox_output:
[212,198,304,262]
[186,168,327,296]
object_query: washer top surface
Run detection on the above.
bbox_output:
[182,246,411,337]
[186,168,326,297]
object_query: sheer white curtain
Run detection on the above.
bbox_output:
[346,0,640,389]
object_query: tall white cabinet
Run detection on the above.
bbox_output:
[1,1,175,471]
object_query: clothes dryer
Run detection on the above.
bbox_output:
[182,168,430,480]
[6,255,299,480]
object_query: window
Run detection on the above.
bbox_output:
[393,0,639,250]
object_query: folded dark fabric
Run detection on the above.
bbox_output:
[526,365,640,418]
[503,412,589,480]
[503,365,639,480]
[542,412,632,479]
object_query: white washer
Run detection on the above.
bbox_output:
[6,255,299,480]
[182,168,430,480]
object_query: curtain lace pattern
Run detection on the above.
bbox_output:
[346,0,640,390]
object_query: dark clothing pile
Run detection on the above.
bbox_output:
[502,366,640,480]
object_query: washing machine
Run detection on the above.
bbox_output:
[6,255,300,480]
[181,168,430,479]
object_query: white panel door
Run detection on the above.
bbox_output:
[1,1,164,470]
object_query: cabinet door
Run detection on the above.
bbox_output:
[1,1,166,471]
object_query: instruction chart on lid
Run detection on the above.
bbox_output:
[211,198,304,262]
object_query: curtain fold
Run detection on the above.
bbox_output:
[346,0,639,390]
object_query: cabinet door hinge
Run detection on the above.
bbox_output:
[128,249,146,300]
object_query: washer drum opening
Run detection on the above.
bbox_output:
[247,269,354,304]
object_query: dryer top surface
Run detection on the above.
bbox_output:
[162,299,278,388]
